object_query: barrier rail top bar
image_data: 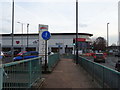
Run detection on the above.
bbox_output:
[3,56,42,67]
[80,56,120,74]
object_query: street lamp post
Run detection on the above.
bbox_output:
[107,23,109,47]
[76,0,78,64]
[17,22,24,51]
[27,24,29,51]
[11,0,14,59]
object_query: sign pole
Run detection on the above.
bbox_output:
[41,31,51,72]
[45,40,47,72]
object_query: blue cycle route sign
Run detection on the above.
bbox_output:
[42,31,51,40]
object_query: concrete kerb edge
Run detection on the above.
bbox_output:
[31,78,45,89]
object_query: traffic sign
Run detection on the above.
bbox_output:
[42,31,51,40]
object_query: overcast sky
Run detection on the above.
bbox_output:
[0,0,119,45]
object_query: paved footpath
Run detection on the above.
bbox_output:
[41,58,100,88]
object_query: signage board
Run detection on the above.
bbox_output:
[42,31,51,40]
[38,24,49,64]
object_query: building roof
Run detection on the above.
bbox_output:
[0,33,93,37]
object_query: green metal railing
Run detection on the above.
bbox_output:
[47,53,60,72]
[61,53,75,59]
[0,65,3,90]
[62,54,120,89]
[2,57,42,89]
[78,56,120,89]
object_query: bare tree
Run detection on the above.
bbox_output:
[92,37,107,52]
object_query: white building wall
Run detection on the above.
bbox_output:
[1,34,91,47]
[1,34,92,54]
[49,39,73,46]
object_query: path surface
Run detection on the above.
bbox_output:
[41,58,100,88]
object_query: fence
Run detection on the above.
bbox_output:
[47,53,60,72]
[78,56,120,89]
[1,56,42,89]
[0,65,3,90]
[61,54,120,89]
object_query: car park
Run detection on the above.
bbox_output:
[0,52,4,59]
[0,51,6,59]
[17,51,27,56]
[48,52,54,55]
[13,51,39,61]
[93,53,106,63]
[5,50,19,57]
[72,50,83,55]
[114,52,120,57]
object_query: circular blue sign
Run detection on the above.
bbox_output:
[42,31,51,40]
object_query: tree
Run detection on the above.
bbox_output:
[111,43,116,46]
[92,37,107,52]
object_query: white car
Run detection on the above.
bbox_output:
[48,52,54,55]
[0,52,4,59]
[72,50,82,55]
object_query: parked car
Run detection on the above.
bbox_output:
[0,52,4,59]
[114,52,120,57]
[115,61,120,72]
[0,51,6,59]
[93,53,106,63]
[13,51,39,61]
[5,50,19,57]
[17,51,27,56]
[72,50,82,55]
[48,52,54,55]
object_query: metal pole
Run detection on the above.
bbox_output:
[45,40,47,72]
[11,0,14,59]
[22,23,23,51]
[76,0,78,64]
[107,23,109,47]
[17,22,24,51]
[27,24,29,51]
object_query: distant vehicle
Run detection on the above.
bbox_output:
[13,51,39,61]
[72,50,82,55]
[115,61,120,72]
[0,52,4,59]
[0,51,6,59]
[48,52,54,55]
[5,50,19,57]
[93,53,105,63]
[114,52,120,57]
[85,53,95,56]
[17,51,27,56]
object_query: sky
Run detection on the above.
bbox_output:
[0,0,120,45]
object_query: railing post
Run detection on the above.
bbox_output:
[29,60,32,87]
[118,73,120,89]
[102,67,104,88]
[92,63,94,82]
[0,65,3,90]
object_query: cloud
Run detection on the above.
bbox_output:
[1,0,74,3]
[79,23,88,28]
[1,0,119,3]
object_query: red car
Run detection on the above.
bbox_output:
[17,51,27,56]
[93,53,106,63]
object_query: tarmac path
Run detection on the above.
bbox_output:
[41,58,100,88]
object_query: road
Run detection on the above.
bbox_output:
[1,55,119,71]
[83,55,119,70]
[1,57,13,64]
